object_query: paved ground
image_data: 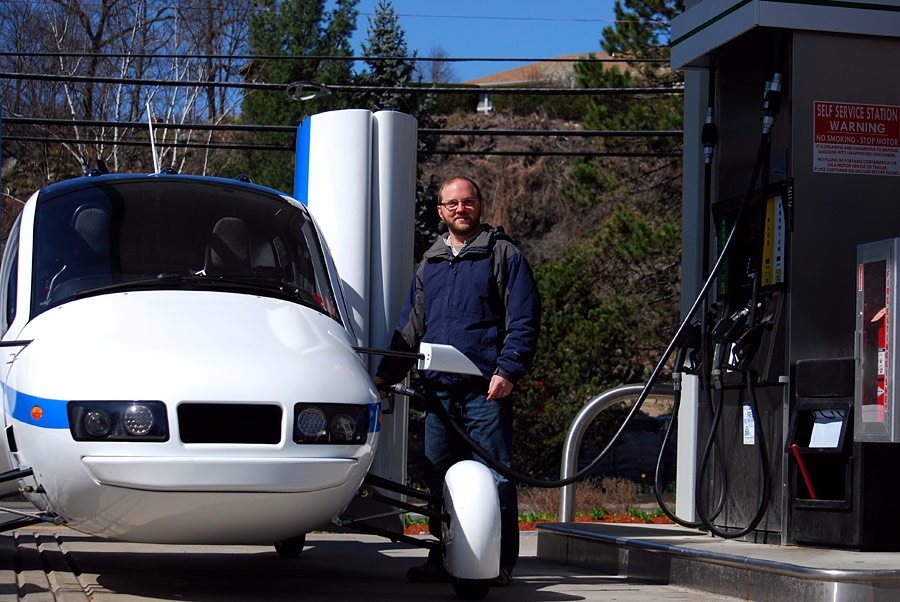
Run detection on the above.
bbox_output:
[0,526,741,601]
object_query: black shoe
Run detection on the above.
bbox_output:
[490,567,513,587]
[406,558,452,583]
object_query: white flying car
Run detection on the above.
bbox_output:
[0,108,502,601]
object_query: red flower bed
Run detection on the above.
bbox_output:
[404,514,671,535]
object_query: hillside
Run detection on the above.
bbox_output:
[415,111,616,267]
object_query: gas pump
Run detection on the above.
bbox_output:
[856,239,900,441]
[672,0,900,548]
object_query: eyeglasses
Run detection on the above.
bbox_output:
[438,198,479,211]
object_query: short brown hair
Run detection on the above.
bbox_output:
[438,176,483,205]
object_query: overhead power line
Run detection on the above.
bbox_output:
[3,135,288,153]
[0,52,667,64]
[376,13,631,24]
[3,116,683,157]
[1,135,679,159]
[0,71,682,96]
[423,128,683,138]
[0,3,668,26]
[4,117,683,139]
[0,54,683,160]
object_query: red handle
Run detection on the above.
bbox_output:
[791,443,817,500]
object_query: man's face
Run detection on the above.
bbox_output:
[438,179,484,239]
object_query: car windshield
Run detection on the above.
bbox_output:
[31,176,341,322]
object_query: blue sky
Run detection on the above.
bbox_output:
[346,1,619,83]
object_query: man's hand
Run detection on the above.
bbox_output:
[372,376,389,399]
[487,374,513,401]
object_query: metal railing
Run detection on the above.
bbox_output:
[558,382,676,522]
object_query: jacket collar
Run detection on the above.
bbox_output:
[424,224,494,260]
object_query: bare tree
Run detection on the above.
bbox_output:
[0,1,84,185]
[0,0,251,188]
[174,0,251,122]
[415,45,457,84]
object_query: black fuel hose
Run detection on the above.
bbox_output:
[385,124,771,491]
[382,38,785,524]
[387,383,600,488]
[663,33,786,536]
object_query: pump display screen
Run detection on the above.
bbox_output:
[809,410,845,448]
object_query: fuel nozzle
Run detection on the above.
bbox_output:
[384,383,416,397]
[760,73,783,135]
[712,305,751,343]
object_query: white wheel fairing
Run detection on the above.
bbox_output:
[442,460,501,580]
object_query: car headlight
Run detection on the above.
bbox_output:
[83,410,112,437]
[68,401,168,441]
[293,403,369,445]
[123,404,155,435]
[296,407,328,441]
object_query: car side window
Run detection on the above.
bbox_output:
[0,214,21,335]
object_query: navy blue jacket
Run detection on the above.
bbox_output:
[376,225,540,386]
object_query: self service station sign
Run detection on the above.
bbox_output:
[814,101,900,177]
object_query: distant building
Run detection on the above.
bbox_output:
[463,53,631,114]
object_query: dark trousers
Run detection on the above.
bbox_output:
[423,381,519,572]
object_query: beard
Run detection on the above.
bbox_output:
[447,220,478,238]
[443,212,481,240]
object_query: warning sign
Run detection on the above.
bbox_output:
[813,101,900,176]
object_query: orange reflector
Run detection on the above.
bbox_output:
[30,406,43,420]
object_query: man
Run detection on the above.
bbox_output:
[374,176,541,587]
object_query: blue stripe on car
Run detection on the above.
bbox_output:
[369,401,381,433]
[7,387,68,429]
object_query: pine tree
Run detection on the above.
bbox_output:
[237,0,359,191]
[576,0,684,146]
[512,0,685,477]
[353,0,441,256]
[355,0,417,113]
